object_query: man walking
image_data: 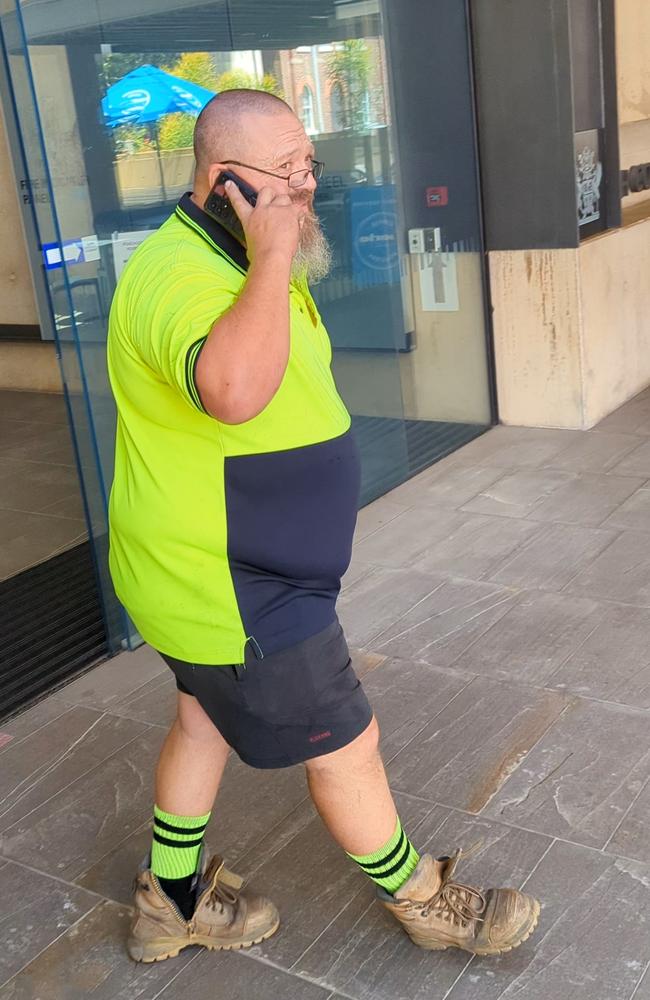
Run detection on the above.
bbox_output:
[107,89,539,964]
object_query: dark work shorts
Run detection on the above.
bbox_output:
[158,620,373,769]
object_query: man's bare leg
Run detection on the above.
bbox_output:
[147,692,231,916]
[305,716,398,856]
[305,714,541,955]
[155,692,231,815]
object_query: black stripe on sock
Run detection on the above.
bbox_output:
[371,839,413,880]
[153,831,205,849]
[154,816,208,836]
[356,829,406,872]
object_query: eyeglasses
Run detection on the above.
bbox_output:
[221,158,325,189]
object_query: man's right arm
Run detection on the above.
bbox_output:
[195,183,303,425]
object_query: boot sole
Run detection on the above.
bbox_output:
[410,898,541,955]
[127,917,281,963]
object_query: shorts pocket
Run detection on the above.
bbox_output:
[240,654,318,720]
[240,622,351,721]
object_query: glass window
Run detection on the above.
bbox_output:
[3,0,494,647]
[331,82,344,131]
[300,84,316,134]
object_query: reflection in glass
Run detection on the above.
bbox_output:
[4,0,493,645]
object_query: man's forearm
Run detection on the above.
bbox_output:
[195,251,293,424]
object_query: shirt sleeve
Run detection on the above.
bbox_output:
[137,264,239,413]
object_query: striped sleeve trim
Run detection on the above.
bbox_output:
[185,335,209,413]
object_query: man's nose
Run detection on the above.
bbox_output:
[303,170,318,195]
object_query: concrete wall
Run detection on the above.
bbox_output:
[29,45,94,244]
[0,341,60,392]
[617,0,650,214]
[616,0,650,124]
[579,218,650,424]
[491,215,650,429]
[490,2,650,429]
[0,101,39,328]
[490,249,584,427]
[332,253,492,426]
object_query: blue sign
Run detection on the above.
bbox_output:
[348,185,400,287]
[42,236,99,271]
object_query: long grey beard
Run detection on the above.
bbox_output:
[292,212,332,284]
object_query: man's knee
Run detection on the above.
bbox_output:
[175,692,226,746]
[305,716,381,773]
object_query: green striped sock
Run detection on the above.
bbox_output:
[347,817,420,895]
[150,806,211,881]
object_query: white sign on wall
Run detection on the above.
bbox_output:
[418,253,459,312]
[111,230,153,280]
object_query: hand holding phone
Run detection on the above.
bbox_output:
[205,170,305,265]
[203,170,258,244]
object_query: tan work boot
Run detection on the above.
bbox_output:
[127,853,280,963]
[380,849,540,955]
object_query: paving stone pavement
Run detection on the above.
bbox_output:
[3,390,650,999]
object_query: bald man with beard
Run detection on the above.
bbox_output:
[107,89,540,964]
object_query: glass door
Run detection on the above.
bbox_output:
[2,0,493,645]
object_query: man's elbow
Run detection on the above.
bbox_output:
[197,379,267,425]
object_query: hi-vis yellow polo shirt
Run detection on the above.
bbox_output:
[107,192,360,664]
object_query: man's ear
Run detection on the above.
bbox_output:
[207,163,227,192]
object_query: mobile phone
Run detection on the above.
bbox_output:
[203,170,257,243]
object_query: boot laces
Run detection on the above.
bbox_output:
[422,880,486,926]
[207,878,239,914]
[420,844,487,927]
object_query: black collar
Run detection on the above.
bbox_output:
[175,192,249,273]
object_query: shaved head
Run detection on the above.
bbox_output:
[193,89,292,175]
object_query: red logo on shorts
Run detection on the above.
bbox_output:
[309,730,332,744]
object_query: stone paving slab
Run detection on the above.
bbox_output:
[160,949,337,1000]
[365,576,517,667]
[0,899,197,999]
[337,567,444,648]
[549,602,650,708]
[75,754,309,905]
[386,677,569,814]
[451,591,601,684]
[606,777,650,864]
[413,512,542,580]
[359,656,471,763]
[387,461,505,510]
[110,673,178,728]
[489,522,618,591]
[466,470,643,526]
[0,709,147,833]
[566,529,650,605]
[543,428,643,472]
[610,437,650,477]
[0,860,99,990]
[0,695,73,745]
[292,810,551,1000]
[451,426,583,468]
[484,698,650,848]
[603,484,650,531]
[4,397,650,999]
[58,642,167,711]
[445,841,650,1000]
[238,793,441,972]
[354,496,411,540]
[1,727,166,879]
[591,390,650,435]
[461,467,576,519]
[528,472,644,525]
